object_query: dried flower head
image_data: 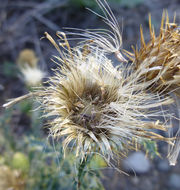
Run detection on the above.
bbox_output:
[0,165,25,190]
[17,49,38,68]
[127,12,180,95]
[3,31,175,163]
[17,49,45,86]
[28,32,174,162]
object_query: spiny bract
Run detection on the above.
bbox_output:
[128,12,180,95]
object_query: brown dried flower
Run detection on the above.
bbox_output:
[17,49,38,68]
[126,12,180,95]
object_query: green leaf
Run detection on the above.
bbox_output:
[143,140,160,159]
[19,100,32,114]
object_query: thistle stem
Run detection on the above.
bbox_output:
[76,155,92,190]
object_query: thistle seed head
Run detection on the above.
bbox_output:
[35,32,174,162]
[17,49,45,87]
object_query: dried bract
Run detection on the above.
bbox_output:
[128,12,180,95]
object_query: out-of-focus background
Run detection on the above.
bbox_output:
[1,0,180,190]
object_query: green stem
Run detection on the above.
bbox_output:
[31,101,42,137]
[76,155,92,190]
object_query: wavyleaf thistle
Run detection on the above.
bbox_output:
[3,3,176,165]
[28,32,174,162]
[127,11,180,95]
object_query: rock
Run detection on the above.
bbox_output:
[157,160,170,172]
[131,176,139,185]
[123,152,151,174]
[0,84,4,91]
[169,174,180,189]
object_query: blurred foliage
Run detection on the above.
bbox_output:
[2,62,19,78]
[19,100,32,115]
[89,155,107,169]
[12,152,30,174]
